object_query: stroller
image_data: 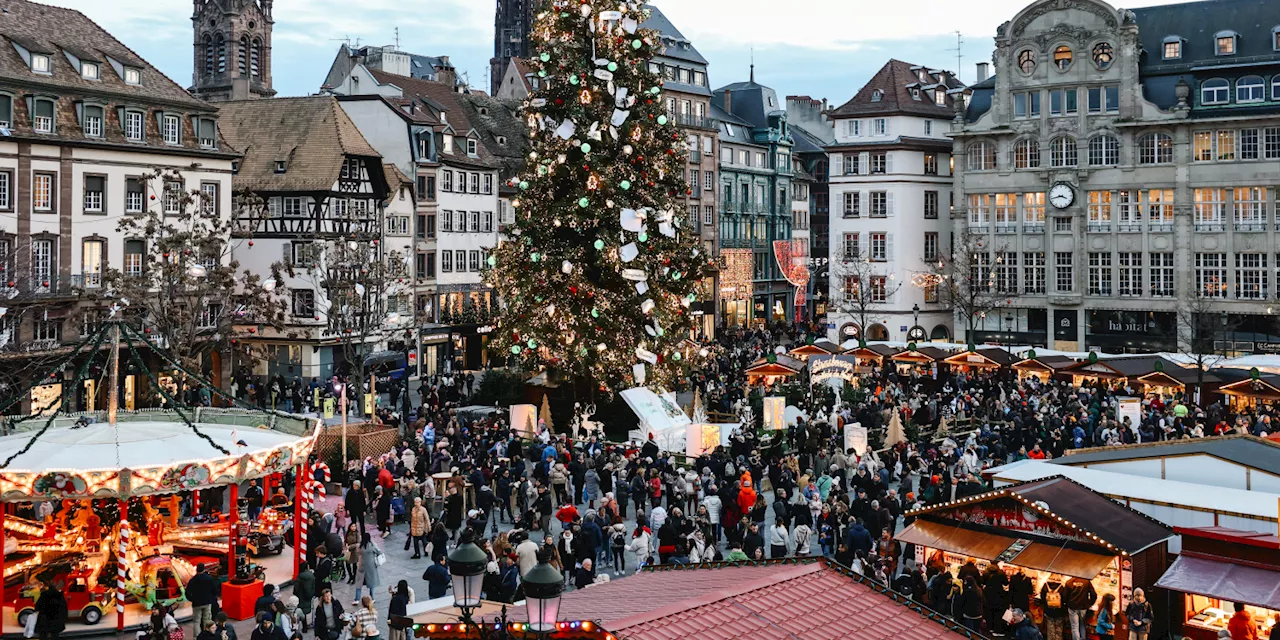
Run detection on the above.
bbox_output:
[390,495,406,522]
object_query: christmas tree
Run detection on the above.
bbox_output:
[488,0,714,394]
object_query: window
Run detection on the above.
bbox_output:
[1049,137,1077,167]
[994,193,1017,231]
[82,105,103,137]
[1274,76,1280,101]
[1049,88,1077,116]
[33,173,53,211]
[842,192,860,218]
[1087,86,1120,113]
[688,169,700,191]
[1267,127,1280,159]
[82,239,103,288]
[441,170,452,192]
[201,183,218,215]
[1118,253,1142,296]
[124,239,144,276]
[1053,46,1073,71]
[31,54,49,73]
[1201,78,1230,105]
[33,320,60,343]
[83,176,104,213]
[995,252,1018,294]
[125,67,141,85]
[1196,252,1227,297]
[1236,76,1265,103]
[924,191,939,219]
[423,252,437,278]
[1193,188,1225,231]
[1018,50,1035,74]
[469,172,480,193]
[703,206,712,226]
[1013,139,1040,169]
[468,210,479,232]
[1023,193,1046,228]
[846,120,861,137]
[1163,38,1182,60]
[468,251,480,272]
[80,61,99,80]
[33,99,54,133]
[483,211,493,233]
[441,250,452,272]
[466,138,478,156]
[124,111,144,141]
[870,153,887,174]
[1089,135,1119,166]
[870,276,888,303]
[1092,42,1114,69]
[454,210,465,232]
[32,238,53,284]
[869,233,887,261]
[1024,252,1046,294]
[970,253,992,292]
[873,118,887,135]
[968,194,991,227]
[967,141,996,171]
[924,232,939,262]
[197,118,216,148]
[1150,253,1174,296]
[386,216,409,235]
[282,197,303,217]
[1088,252,1113,296]
[163,115,180,144]
[455,250,466,272]
[163,181,183,214]
[924,121,933,136]
[704,171,713,191]
[924,153,937,175]
[755,152,766,168]
[1216,32,1237,56]
[842,232,860,259]
[1087,191,1111,231]
[1147,189,1175,229]
[1234,187,1265,230]
[291,289,316,317]
[869,191,888,218]
[1116,190,1142,231]
[0,172,9,210]
[1240,128,1260,160]
[1139,133,1173,164]
[1013,91,1041,119]
[1055,252,1074,292]
[871,90,882,102]
[1236,253,1268,299]
[934,89,946,106]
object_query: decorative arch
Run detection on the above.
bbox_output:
[214,33,226,74]
[930,325,951,341]
[866,324,889,341]
[1013,137,1041,169]
[202,34,213,77]
[1009,0,1120,39]
[251,38,263,77]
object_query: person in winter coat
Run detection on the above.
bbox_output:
[1125,589,1154,640]
[1010,609,1044,640]
[249,613,286,640]
[583,468,601,508]
[958,577,985,631]
[408,497,430,558]
[356,532,381,606]
[443,485,464,540]
[700,487,723,541]
[844,519,873,556]
[626,525,652,566]
[345,481,367,533]
[33,576,68,640]
[982,564,1010,636]
[768,517,790,558]
[293,563,316,632]
[312,591,345,640]
[736,471,756,516]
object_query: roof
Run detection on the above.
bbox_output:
[830,59,963,119]
[0,0,208,109]
[489,559,974,640]
[1156,554,1280,611]
[217,96,382,192]
[641,5,708,66]
[714,80,789,133]
[1059,435,1280,477]
[1175,526,1280,550]
[746,354,805,374]
[1013,355,1078,370]
[367,69,502,169]
[1132,0,1280,70]
[790,124,829,155]
[383,163,412,188]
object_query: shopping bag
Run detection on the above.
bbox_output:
[1003,607,1015,624]
[23,613,37,639]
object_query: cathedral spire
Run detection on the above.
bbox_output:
[191,0,276,101]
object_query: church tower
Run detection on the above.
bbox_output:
[191,0,276,102]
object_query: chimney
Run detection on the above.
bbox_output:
[976,62,989,82]
[436,57,457,87]
[723,90,732,114]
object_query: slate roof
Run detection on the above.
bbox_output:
[488,559,973,640]
[790,124,829,154]
[1133,0,1280,70]
[217,96,382,193]
[830,59,964,119]
[1060,435,1280,477]
[455,92,527,185]
[367,69,502,169]
[0,0,208,109]
[1009,476,1173,554]
[642,5,708,66]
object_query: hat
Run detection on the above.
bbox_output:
[467,509,479,518]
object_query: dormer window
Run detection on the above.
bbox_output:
[124,111,144,142]
[478,106,488,116]
[934,89,946,106]
[466,138,478,156]
[124,67,141,85]
[274,160,287,173]
[1215,31,1237,56]
[871,90,882,102]
[0,95,12,128]
[82,105,103,137]
[81,62,99,80]
[910,88,921,100]
[1162,36,1183,60]
[1274,26,1280,51]
[32,98,54,133]
[31,54,49,74]
[496,135,507,145]
[443,134,453,153]
[1237,75,1265,103]
[196,117,216,149]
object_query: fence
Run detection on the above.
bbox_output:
[313,422,402,466]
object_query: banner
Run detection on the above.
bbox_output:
[845,422,867,455]
[810,355,858,385]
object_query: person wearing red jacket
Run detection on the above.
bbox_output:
[737,471,756,516]
[554,503,579,529]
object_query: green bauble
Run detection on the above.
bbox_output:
[487,255,497,267]
[673,352,681,361]
[580,143,591,153]
[649,86,660,95]
[638,231,648,242]
[657,115,668,125]
[537,165,548,176]
[578,197,589,208]
[620,180,631,190]
[672,271,681,280]
[656,327,665,336]
[591,308,600,318]
[569,75,580,85]
[540,52,550,62]
[511,345,522,354]
[519,181,529,190]
[527,339,537,348]
[538,70,547,78]
[607,62,618,72]
[593,239,605,250]
[531,252,541,262]
[631,39,642,49]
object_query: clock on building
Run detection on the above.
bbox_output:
[1049,182,1075,209]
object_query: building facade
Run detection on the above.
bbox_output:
[190,0,275,102]
[955,0,1280,354]
[786,97,835,322]
[0,0,236,412]
[715,76,796,326]
[826,60,962,344]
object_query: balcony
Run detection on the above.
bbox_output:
[0,275,89,298]
[1149,222,1174,233]
[1086,223,1112,233]
[1116,222,1143,233]
[1194,222,1225,232]
[673,113,716,130]
[688,150,701,164]
[1023,223,1045,234]
[1234,221,1266,232]
[994,224,1018,234]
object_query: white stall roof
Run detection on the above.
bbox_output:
[988,460,1280,522]
[1214,355,1280,375]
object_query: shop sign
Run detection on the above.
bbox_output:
[967,354,985,364]
[907,326,927,341]
[422,333,450,343]
[811,355,857,384]
[945,498,1093,544]
[476,325,495,334]
[995,538,1034,563]
[1257,343,1280,354]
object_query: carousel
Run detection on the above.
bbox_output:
[0,321,323,635]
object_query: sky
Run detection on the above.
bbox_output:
[47,0,1194,106]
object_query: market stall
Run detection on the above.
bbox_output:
[845,344,901,371]
[889,346,952,375]
[744,354,805,386]
[1216,373,1280,410]
[1155,527,1280,640]
[1063,356,1130,389]
[897,476,1172,640]
[1012,354,1077,382]
[941,347,1017,373]
[788,339,843,362]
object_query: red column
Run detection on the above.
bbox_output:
[293,464,303,579]
[228,484,239,579]
[1,503,6,637]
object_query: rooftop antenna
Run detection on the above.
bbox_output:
[394,27,401,50]
[749,46,755,83]
[330,36,353,48]
[947,31,964,83]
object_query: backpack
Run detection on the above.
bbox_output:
[1045,584,1062,608]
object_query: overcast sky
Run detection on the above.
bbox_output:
[49,0,1192,106]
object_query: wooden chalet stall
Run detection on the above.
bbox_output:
[745,354,805,386]
[846,344,901,372]
[788,339,843,362]
[1012,354,1078,382]
[889,346,952,374]
[1102,357,1221,401]
[1216,372,1280,410]
[942,347,1017,373]
[1155,527,1280,640]
[1064,357,1129,389]
[896,476,1173,640]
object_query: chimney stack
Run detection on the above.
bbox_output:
[976,62,989,82]
[723,90,732,114]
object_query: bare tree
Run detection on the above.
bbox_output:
[923,228,1014,347]
[1177,274,1237,403]
[829,242,902,345]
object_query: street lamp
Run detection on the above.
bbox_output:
[448,530,488,620]
[912,303,920,330]
[522,557,565,635]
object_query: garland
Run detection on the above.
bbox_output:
[118,322,230,455]
[0,321,111,420]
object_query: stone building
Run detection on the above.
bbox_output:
[190,0,275,102]
[954,0,1280,354]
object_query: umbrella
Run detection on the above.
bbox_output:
[885,411,906,447]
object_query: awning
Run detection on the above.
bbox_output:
[1155,555,1280,611]
[897,519,1115,580]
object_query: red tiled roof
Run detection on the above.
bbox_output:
[494,559,972,640]
[830,59,963,118]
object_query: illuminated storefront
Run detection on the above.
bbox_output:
[1157,527,1279,640]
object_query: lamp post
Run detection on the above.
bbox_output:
[522,557,565,636]
[448,530,489,623]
